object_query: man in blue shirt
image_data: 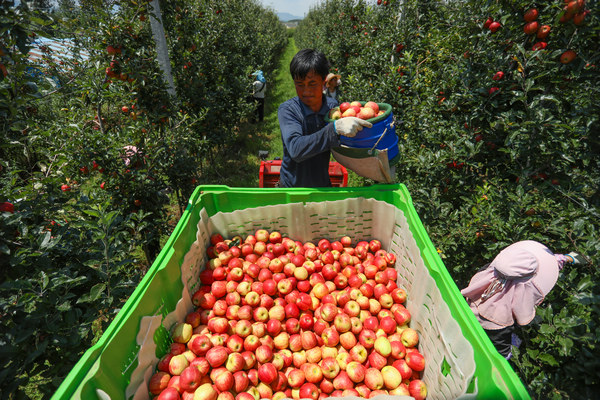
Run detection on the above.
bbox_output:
[277,49,371,187]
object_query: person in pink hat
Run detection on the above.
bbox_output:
[461,240,584,359]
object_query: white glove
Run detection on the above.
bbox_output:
[334,117,373,137]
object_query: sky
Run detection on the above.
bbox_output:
[258,0,323,18]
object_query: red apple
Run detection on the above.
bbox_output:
[381,365,402,390]
[357,107,376,120]
[400,327,419,348]
[321,327,340,347]
[299,382,320,400]
[273,331,290,350]
[285,317,300,334]
[255,344,274,364]
[266,318,282,336]
[240,351,256,370]
[234,320,252,337]
[405,350,426,371]
[379,316,397,335]
[287,368,306,388]
[390,340,406,359]
[157,387,180,400]
[194,383,218,400]
[226,334,243,353]
[524,21,539,35]
[258,362,278,384]
[537,24,551,39]
[149,371,171,395]
[368,349,387,370]
[364,101,379,114]
[299,313,314,330]
[169,354,189,375]
[341,108,357,118]
[346,361,366,383]
[489,21,501,32]
[408,379,428,400]
[560,50,576,64]
[206,346,228,368]
[359,329,377,349]
[364,316,379,331]
[392,358,413,380]
[524,8,538,22]
[339,102,351,113]
[339,331,357,350]
[349,344,368,364]
[213,369,234,392]
[319,303,338,322]
[364,368,384,390]
[333,370,354,390]
[225,352,245,373]
[303,362,323,383]
[188,334,212,356]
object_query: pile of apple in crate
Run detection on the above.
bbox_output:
[149,230,428,400]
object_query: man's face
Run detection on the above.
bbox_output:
[294,70,325,112]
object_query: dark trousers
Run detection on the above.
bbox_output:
[254,97,264,122]
[485,326,514,358]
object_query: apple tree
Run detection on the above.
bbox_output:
[296,0,599,397]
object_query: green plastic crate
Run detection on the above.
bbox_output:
[52,184,529,400]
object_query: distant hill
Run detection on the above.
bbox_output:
[277,12,302,22]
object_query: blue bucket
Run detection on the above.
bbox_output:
[326,102,399,162]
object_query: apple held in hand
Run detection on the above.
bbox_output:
[364,101,380,114]
[357,107,376,120]
[333,100,383,121]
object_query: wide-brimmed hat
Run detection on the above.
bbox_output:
[461,240,560,327]
[325,73,341,85]
[492,240,559,296]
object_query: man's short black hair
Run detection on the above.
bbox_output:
[290,49,329,81]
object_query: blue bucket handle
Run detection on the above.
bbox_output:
[368,119,395,155]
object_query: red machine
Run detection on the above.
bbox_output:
[259,160,348,188]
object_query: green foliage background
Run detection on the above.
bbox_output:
[0,0,286,397]
[296,0,599,398]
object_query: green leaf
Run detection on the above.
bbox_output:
[539,324,556,335]
[538,353,559,367]
[39,231,52,249]
[83,209,101,218]
[577,276,593,292]
[77,283,106,303]
[40,271,49,290]
[558,336,573,355]
[56,301,72,311]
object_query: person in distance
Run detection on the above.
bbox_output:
[251,70,266,123]
[323,72,341,101]
[461,240,586,359]
[277,49,371,187]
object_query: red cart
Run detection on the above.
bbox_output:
[259,160,348,188]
